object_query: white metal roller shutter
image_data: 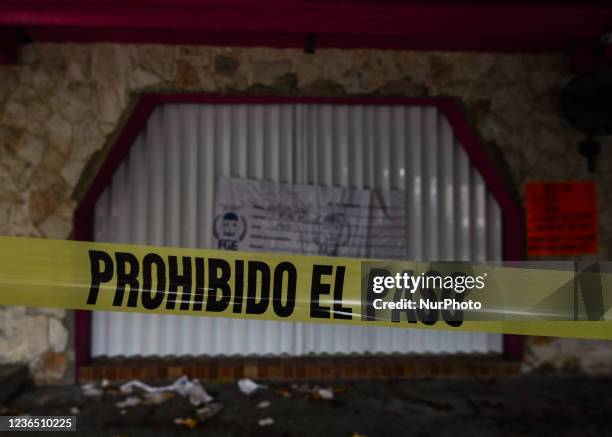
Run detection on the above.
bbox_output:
[92,103,503,357]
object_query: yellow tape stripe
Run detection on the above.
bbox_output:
[0,236,610,339]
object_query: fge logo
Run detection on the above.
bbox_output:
[213,211,247,250]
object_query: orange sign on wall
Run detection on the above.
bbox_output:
[525,181,598,256]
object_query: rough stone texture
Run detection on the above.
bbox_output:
[0,43,611,382]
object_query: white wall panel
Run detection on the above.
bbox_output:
[92,103,503,357]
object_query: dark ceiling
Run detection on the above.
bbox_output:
[1,1,611,63]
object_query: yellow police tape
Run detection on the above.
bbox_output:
[0,235,611,339]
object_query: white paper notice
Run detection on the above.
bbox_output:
[212,177,406,259]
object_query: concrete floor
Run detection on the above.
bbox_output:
[3,376,612,436]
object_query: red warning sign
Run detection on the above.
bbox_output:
[525,181,598,256]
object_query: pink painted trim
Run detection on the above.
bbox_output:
[74,93,524,370]
[1,1,611,54]
[73,98,159,376]
[73,99,157,224]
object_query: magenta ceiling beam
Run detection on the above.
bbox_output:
[0,1,610,54]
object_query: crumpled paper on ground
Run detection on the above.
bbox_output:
[258,417,274,427]
[120,376,213,406]
[291,383,335,400]
[115,396,141,408]
[81,382,103,397]
[238,378,268,395]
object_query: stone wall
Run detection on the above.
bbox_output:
[0,43,610,383]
